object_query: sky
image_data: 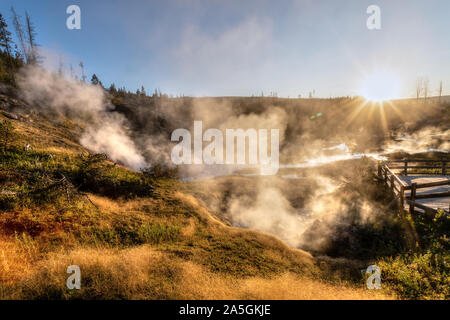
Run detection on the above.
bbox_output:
[1,0,449,98]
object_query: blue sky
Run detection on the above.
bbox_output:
[1,0,449,97]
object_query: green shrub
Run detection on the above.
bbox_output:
[378,210,450,299]
[136,223,181,244]
[141,163,178,179]
[86,223,181,246]
[378,250,449,299]
[71,153,154,199]
[0,119,15,152]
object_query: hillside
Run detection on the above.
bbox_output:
[0,92,396,299]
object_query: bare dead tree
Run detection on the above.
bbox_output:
[25,11,41,65]
[439,80,443,105]
[423,78,429,103]
[415,77,423,103]
[79,61,86,82]
[69,63,74,79]
[57,56,64,77]
[10,6,28,63]
[29,172,98,209]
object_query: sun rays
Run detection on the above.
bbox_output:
[342,70,408,134]
[358,71,402,102]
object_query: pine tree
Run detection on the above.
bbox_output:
[91,74,100,85]
[0,13,13,56]
[109,83,117,94]
[0,13,15,83]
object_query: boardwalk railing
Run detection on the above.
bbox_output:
[378,160,450,215]
[386,159,448,176]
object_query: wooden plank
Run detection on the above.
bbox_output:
[413,180,450,189]
[378,162,382,179]
[408,172,446,175]
[406,200,438,214]
[389,165,446,169]
[412,191,450,200]
[388,159,449,163]
[399,186,405,212]
[409,183,417,214]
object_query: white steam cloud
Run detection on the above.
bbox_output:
[17,66,147,170]
[225,175,379,249]
[385,127,450,154]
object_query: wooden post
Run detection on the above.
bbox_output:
[409,182,417,214]
[390,175,395,194]
[378,162,382,179]
[404,161,408,176]
[399,186,405,213]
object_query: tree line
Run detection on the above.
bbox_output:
[415,77,445,104]
[0,7,43,84]
[1,8,168,100]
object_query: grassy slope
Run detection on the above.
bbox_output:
[0,94,393,299]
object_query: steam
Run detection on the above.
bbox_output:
[229,187,303,246]
[225,174,380,249]
[80,114,146,170]
[17,66,147,170]
[385,127,450,154]
[15,64,291,175]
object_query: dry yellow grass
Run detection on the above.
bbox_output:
[176,262,393,299]
[240,274,393,300]
[39,146,80,155]
[0,246,394,300]
[174,191,227,227]
[0,236,34,284]
[88,194,139,213]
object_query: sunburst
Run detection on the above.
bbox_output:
[358,71,401,102]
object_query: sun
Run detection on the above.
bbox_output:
[359,71,401,102]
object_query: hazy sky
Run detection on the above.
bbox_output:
[1,0,449,97]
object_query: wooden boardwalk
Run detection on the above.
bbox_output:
[378,160,450,215]
[399,175,449,213]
